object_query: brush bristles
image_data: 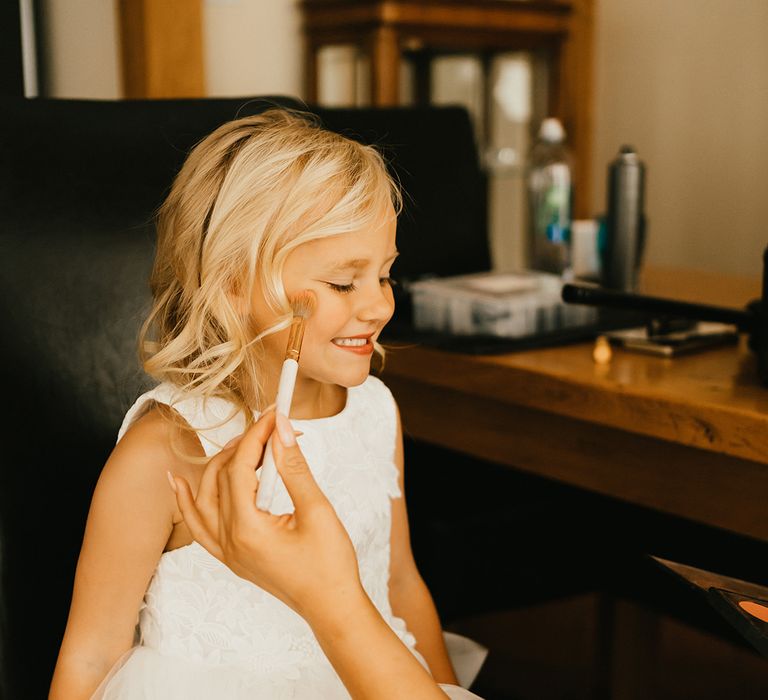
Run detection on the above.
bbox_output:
[285,291,316,362]
[289,290,316,320]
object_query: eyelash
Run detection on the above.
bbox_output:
[325,278,397,295]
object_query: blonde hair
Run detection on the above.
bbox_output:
[139,109,400,427]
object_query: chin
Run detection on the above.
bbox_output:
[301,356,372,389]
[337,372,371,388]
[328,364,372,388]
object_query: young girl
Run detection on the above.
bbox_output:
[50,109,465,699]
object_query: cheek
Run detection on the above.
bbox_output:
[384,287,396,320]
[304,294,351,342]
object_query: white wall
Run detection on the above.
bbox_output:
[41,0,120,99]
[203,0,301,98]
[41,0,768,277]
[591,0,768,278]
[40,0,303,100]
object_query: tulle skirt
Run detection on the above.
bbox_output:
[92,632,487,699]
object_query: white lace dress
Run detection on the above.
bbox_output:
[93,376,484,699]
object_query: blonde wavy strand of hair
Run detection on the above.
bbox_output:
[139,109,401,452]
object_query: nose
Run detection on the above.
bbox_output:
[356,280,394,325]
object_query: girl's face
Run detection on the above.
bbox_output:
[251,202,398,393]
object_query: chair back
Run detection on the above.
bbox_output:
[0,95,488,698]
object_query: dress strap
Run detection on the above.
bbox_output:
[117,383,247,457]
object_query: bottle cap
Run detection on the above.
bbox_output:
[616,145,640,164]
[538,118,566,143]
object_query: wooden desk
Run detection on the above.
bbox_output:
[384,268,768,541]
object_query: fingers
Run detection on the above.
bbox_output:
[195,444,231,532]
[171,474,224,561]
[172,409,275,556]
[226,410,276,520]
[195,430,252,541]
[230,410,276,471]
[271,412,328,514]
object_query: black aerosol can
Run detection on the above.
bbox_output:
[603,146,646,291]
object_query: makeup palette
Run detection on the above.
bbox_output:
[653,556,768,658]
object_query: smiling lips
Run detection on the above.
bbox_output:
[332,334,374,355]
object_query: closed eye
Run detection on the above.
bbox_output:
[325,281,356,294]
[324,278,397,294]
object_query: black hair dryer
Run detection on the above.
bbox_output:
[562,247,768,386]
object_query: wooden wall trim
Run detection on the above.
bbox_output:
[560,0,594,218]
[117,0,205,98]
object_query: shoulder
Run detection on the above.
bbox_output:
[118,382,194,443]
[100,405,205,523]
[118,382,245,458]
[113,404,204,469]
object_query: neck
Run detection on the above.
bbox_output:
[290,378,346,420]
[256,355,345,420]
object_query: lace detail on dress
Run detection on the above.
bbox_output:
[104,376,414,698]
[118,383,247,456]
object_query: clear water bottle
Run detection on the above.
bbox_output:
[527,118,573,275]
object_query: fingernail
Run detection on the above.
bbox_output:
[275,412,296,447]
[166,471,178,493]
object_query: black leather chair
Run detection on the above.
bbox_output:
[0,95,498,699]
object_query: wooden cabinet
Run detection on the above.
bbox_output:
[301,0,594,217]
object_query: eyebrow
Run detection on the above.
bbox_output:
[326,251,399,273]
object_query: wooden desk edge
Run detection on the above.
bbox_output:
[383,342,768,466]
[385,373,768,542]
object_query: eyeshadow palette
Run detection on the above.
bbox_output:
[653,556,768,658]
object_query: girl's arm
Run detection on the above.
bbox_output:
[388,407,459,685]
[49,408,203,700]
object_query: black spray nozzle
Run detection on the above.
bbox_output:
[561,284,756,332]
[562,282,768,384]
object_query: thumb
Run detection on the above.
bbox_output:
[272,412,328,514]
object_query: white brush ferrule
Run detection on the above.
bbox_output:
[256,358,299,512]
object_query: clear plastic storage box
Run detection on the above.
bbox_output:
[410,271,598,337]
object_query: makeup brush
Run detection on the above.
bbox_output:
[256,290,316,512]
